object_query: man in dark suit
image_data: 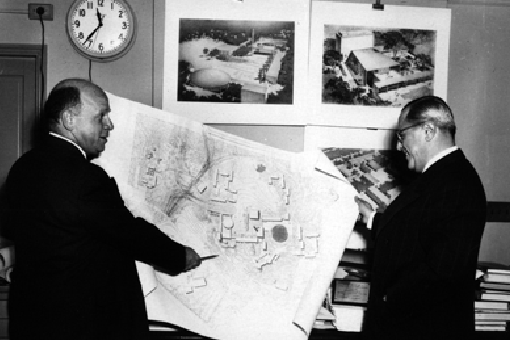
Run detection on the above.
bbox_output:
[5,78,202,340]
[357,96,486,339]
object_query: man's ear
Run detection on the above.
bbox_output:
[61,110,75,131]
[424,122,436,142]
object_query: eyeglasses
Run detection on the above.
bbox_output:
[396,122,425,142]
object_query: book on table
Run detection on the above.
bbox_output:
[487,268,510,275]
[484,272,510,284]
[478,290,510,302]
[475,300,509,310]
[480,281,510,291]
[477,261,510,283]
[475,321,507,332]
[475,310,510,321]
[475,321,508,326]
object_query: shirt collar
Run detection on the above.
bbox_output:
[49,132,87,159]
[423,146,459,172]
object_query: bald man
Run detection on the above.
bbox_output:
[358,96,486,339]
[5,78,201,340]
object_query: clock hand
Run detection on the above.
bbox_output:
[96,8,103,26]
[83,9,103,47]
[84,27,100,46]
[91,29,101,50]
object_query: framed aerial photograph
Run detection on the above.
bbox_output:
[308,2,451,128]
[163,0,311,124]
[305,126,417,212]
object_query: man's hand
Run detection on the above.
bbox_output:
[184,246,201,271]
[355,196,373,224]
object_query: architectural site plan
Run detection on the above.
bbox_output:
[93,93,358,340]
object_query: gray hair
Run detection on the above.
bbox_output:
[400,96,456,138]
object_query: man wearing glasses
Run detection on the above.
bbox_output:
[357,96,486,339]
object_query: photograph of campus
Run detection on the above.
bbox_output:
[321,148,417,211]
[322,26,436,107]
[177,19,295,104]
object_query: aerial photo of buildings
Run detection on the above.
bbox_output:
[322,26,437,107]
[178,19,295,104]
[322,148,417,211]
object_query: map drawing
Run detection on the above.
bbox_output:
[93,93,358,340]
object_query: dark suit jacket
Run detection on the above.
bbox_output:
[363,149,486,340]
[5,135,189,340]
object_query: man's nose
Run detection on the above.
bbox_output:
[104,116,114,130]
[396,139,402,151]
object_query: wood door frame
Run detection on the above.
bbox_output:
[0,44,47,242]
[0,43,47,152]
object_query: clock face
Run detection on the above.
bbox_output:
[66,0,136,62]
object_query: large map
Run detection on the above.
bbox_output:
[93,94,358,340]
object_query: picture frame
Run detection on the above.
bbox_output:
[307,2,451,128]
[332,278,370,306]
[163,0,311,125]
[304,125,395,152]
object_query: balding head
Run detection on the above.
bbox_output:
[396,96,457,172]
[44,78,113,159]
[45,78,108,131]
[399,96,456,141]
[53,78,106,96]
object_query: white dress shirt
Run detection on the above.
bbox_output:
[49,132,87,159]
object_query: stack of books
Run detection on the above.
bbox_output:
[475,262,510,332]
[328,250,370,332]
[313,306,336,330]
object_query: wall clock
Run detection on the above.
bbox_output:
[66,0,137,62]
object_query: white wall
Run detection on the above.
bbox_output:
[0,0,155,105]
[448,2,510,265]
[449,3,510,202]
